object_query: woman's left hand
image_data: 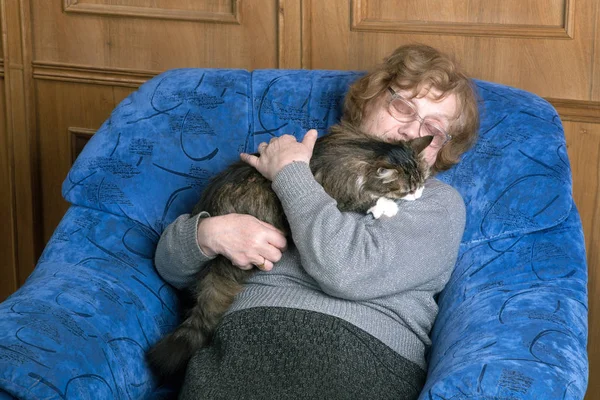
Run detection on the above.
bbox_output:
[240,129,318,181]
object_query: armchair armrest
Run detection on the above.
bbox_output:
[422,206,588,399]
[0,206,177,399]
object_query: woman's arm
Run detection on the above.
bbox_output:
[272,162,466,301]
[155,212,287,289]
[240,130,465,300]
[155,213,214,290]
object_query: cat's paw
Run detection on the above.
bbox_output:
[401,186,424,201]
[368,197,399,219]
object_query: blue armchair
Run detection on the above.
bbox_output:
[0,69,588,399]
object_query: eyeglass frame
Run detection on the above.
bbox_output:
[386,87,453,146]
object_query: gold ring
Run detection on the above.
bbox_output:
[256,257,265,269]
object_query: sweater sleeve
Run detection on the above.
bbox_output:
[154,212,216,290]
[271,161,466,301]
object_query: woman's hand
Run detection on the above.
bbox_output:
[196,214,287,271]
[240,129,318,181]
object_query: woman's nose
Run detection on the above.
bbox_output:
[397,120,421,139]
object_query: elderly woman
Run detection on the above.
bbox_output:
[155,44,479,399]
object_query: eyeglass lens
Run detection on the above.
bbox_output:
[390,98,448,146]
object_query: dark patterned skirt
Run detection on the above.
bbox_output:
[178,307,426,400]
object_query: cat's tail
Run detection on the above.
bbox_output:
[146,311,210,377]
[146,258,250,377]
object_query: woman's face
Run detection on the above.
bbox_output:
[359,86,458,167]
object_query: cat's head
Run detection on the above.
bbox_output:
[366,136,432,201]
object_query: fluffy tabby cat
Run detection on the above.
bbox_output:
[147,122,433,376]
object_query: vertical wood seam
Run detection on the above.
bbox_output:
[0,0,19,294]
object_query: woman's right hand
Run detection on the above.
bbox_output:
[196,213,287,271]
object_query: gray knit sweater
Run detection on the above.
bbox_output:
[154,161,466,369]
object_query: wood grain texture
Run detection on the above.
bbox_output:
[351,0,574,38]
[563,121,600,400]
[277,0,302,68]
[307,0,595,100]
[68,126,95,164]
[592,0,600,102]
[1,0,39,294]
[549,98,600,123]
[33,0,278,71]
[63,0,240,23]
[0,75,17,302]
[33,61,157,87]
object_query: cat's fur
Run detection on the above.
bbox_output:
[147,122,432,377]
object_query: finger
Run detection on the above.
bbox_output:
[261,245,284,264]
[240,153,259,168]
[257,219,287,237]
[267,231,287,250]
[254,257,273,272]
[237,263,254,271]
[274,134,297,144]
[257,142,268,153]
[302,129,318,151]
[258,259,274,271]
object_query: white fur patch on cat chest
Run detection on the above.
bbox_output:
[401,186,424,201]
[368,197,399,219]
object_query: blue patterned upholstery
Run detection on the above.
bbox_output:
[0,69,588,399]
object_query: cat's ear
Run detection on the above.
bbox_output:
[409,136,434,154]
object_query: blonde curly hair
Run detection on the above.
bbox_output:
[343,44,480,173]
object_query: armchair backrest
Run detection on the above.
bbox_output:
[63,69,574,244]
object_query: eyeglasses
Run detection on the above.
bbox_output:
[387,87,452,147]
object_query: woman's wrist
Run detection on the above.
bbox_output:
[196,214,218,258]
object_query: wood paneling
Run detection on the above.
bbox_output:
[1,0,38,297]
[33,62,156,87]
[0,74,17,302]
[63,0,240,23]
[351,0,573,38]
[564,120,600,400]
[32,0,278,71]
[278,0,302,68]
[304,0,594,101]
[68,126,95,164]
[593,0,600,102]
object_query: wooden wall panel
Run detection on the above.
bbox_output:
[564,120,600,400]
[593,0,600,102]
[0,5,13,302]
[32,0,278,71]
[0,73,18,302]
[304,0,594,100]
[62,0,239,22]
[1,0,37,300]
[352,0,573,38]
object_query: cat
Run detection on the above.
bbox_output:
[146,121,432,377]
